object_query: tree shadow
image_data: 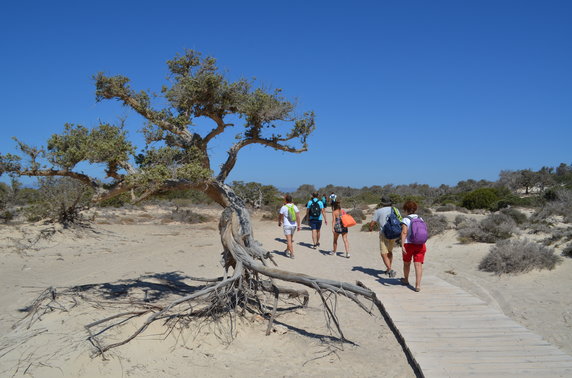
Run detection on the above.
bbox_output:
[76,271,212,302]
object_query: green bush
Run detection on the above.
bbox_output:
[461,188,499,210]
[479,238,562,275]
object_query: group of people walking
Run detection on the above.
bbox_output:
[278,194,428,292]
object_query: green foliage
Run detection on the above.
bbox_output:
[232,181,281,210]
[479,239,562,275]
[98,193,132,208]
[25,177,94,226]
[461,188,500,210]
[47,123,134,171]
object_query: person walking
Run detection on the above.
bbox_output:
[306,192,327,249]
[369,196,401,278]
[400,200,427,292]
[278,194,301,258]
[329,192,337,208]
[332,201,350,258]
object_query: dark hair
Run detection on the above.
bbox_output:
[403,200,418,213]
[284,194,293,203]
[312,192,319,198]
[332,201,341,210]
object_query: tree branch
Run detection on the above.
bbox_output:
[217,138,307,182]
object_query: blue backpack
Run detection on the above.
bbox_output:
[382,207,402,239]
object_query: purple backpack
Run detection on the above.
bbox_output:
[408,216,428,244]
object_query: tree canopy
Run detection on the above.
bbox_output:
[1,50,315,204]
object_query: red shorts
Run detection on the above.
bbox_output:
[403,243,427,263]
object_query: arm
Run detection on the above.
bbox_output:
[401,224,408,254]
[369,220,377,232]
[278,209,282,227]
[322,206,328,225]
[296,210,301,230]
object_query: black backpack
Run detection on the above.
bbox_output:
[382,207,402,239]
[309,199,322,219]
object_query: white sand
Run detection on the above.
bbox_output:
[0,205,570,377]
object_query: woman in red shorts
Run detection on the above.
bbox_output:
[400,200,427,292]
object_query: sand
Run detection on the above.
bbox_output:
[0,204,570,377]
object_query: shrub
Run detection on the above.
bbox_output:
[563,243,572,258]
[423,214,448,238]
[461,188,499,210]
[457,213,517,243]
[361,221,378,232]
[500,208,527,225]
[165,208,209,224]
[25,177,93,226]
[479,238,563,275]
[347,208,365,223]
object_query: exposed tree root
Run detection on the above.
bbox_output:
[13,184,384,357]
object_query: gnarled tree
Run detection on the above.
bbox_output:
[1,50,386,354]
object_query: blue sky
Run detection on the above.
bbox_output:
[1,0,570,190]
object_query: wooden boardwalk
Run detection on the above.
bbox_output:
[360,275,572,377]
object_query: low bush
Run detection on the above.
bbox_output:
[479,238,562,275]
[500,208,527,225]
[423,214,448,238]
[563,243,572,258]
[461,188,500,210]
[457,213,517,243]
[348,208,365,223]
[25,177,93,226]
[165,208,210,224]
[361,221,378,232]
[436,204,468,213]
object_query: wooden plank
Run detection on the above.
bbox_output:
[365,274,572,377]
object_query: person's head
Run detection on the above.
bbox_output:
[284,194,293,203]
[312,192,319,198]
[380,196,392,207]
[403,200,418,214]
[332,201,341,210]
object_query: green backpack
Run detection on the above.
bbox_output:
[286,204,297,223]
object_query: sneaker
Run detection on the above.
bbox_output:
[388,270,397,278]
[345,253,351,259]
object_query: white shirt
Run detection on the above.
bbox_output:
[279,204,299,227]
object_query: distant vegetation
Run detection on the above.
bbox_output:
[2,162,572,273]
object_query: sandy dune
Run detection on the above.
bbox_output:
[0,204,570,377]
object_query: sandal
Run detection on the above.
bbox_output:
[400,278,409,285]
[415,287,421,292]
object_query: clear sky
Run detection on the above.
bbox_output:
[1,0,571,190]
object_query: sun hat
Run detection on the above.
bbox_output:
[380,196,392,206]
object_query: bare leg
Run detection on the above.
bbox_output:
[311,229,318,246]
[286,233,294,257]
[414,262,423,290]
[381,253,392,271]
[316,228,321,246]
[403,261,411,284]
[333,233,339,254]
[342,233,350,258]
